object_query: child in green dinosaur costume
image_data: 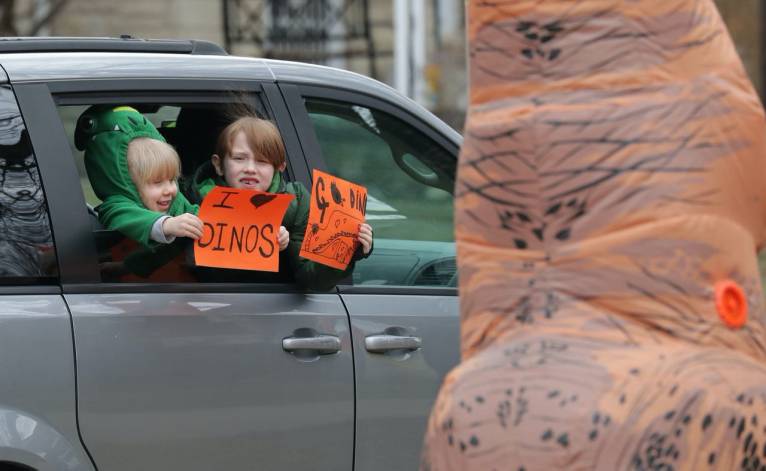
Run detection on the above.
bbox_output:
[186,116,373,291]
[77,105,203,278]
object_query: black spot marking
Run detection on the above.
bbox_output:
[593,412,600,424]
[629,368,640,376]
[738,417,746,439]
[753,415,759,427]
[475,396,485,404]
[665,411,676,420]
[470,435,479,447]
[708,452,716,465]
[738,393,746,403]
[589,429,598,441]
[545,203,561,215]
[459,441,466,452]
[541,429,553,441]
[702,414,712,430]
[745,432,753,453]
[557,433,569,448]
[682,415,691,424]
[619,394,626,404]
[516,22,533,32]
[548,390,560,399]
[548,49,561,61]
[555,228,571,241]
[544,22,563,33]
[514,239,528,249]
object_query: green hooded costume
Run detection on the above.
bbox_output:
[187,160,365,291]
[77,106,198,277]
[77,105,199,247]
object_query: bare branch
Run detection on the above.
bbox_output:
[26,0,69,36]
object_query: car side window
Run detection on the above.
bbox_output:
[304,97,456,287]
[0,85,57,282]
[55,97,297,284]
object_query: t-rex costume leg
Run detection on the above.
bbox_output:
[422,1,766,469]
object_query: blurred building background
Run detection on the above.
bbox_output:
[0,0,761,134]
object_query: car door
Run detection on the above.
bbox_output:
[284,84,461,470]
[0,83,93,471]
[16,80,354,471]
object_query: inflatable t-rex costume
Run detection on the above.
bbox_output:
[422,1,766,469]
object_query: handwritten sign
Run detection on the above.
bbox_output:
[195,186,294,271]
[300,169,367,270]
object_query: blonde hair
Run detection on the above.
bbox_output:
[127,137,181,184]
[215,117,285,168]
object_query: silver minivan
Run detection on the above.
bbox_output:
[0,38,459,471]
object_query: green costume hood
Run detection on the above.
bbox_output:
[77,105,198,247]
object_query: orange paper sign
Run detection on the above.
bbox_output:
[300,169,367,270]
[195,186,294,272]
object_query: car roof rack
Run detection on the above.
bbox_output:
[0,36,228,55]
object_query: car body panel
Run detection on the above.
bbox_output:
[0,295,93,471]
[342,294,460,470]
[66,292,354,471]
[269,60,462,144]
[0,52,461,147]
[0,53,275,83]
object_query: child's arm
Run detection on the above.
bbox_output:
[99,196,203,247]
[98,196,167,248]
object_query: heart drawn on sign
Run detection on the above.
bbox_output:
[250,193,278,209]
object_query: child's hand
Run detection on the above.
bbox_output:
[358,223,373,255]
[163,213,204,240]
[278,226,289,251]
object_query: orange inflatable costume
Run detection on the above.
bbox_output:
[422,1,766,470]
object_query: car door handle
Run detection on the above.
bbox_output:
[365,334,422,353]
[282,335,341,354]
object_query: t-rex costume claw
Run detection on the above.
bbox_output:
[422,1,766,470]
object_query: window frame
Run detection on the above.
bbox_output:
[281,83,460,296]
[17,78,315,293]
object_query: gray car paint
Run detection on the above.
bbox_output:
[0,295,92,471]
[0,52,462,147]
[66,292,354,471]
[342,294,460,470]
